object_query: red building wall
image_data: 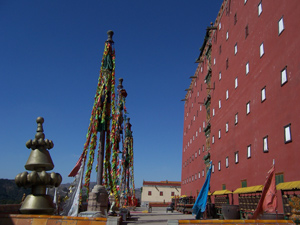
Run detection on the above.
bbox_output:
[181,0,300,213]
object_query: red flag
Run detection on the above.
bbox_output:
[68,153,84,177]
[253,164,277,219]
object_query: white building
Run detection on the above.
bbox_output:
[141,180,181,207]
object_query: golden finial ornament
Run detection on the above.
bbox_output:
[15,117,62,214]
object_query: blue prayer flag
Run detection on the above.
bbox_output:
[192,161,212,219]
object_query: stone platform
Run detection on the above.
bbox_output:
[0,214,120,225]
[169,219,295,225]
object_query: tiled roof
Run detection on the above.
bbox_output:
[143,180,181,187]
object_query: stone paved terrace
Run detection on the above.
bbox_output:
[123,207,195,224]
[124,207,295,225]
[0,206,295,225]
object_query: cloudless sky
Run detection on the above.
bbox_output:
[0,1,222,188]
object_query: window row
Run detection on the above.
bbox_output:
[183,145,206,168]
[185,66,289,141]
[238,173,284,188]
[147,191,175,196]
[219,66,288,90]
[216,10,285,75]
[183,170,206,185]
[212,123,292,146]
[218,41,268,60]
[215,66,288,118]
[214,152,241,172]
[222,4,284,42]
[187,62,288,123]
[186,122,292,170]
[212,126,292,171]
[184,175,284,189]
[185,104,204,121]
[183,121,207,150]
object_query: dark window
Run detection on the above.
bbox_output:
[219,45,222,54]
[222,184,226,190]
[226,58,229,69]
[160,191,163,196]
[171,192,175,196]
[234,13,237,25]
[148,191,152,196]
[275,173,284,185]
[235,113,238,125]
[245,25,249,39]
[241,180,247,187]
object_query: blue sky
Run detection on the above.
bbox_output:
[0,1,222,188]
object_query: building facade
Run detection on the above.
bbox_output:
[141,181,181,207]
[181,0,300,213]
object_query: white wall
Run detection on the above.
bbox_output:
[141,185,181,206]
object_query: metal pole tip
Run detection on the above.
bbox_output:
[107,30,114,42]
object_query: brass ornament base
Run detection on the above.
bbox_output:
[20,194,55,214]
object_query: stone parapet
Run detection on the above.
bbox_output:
[168,219,295,225]
[0,214,121,225]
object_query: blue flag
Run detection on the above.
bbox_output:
[192,161,212,219]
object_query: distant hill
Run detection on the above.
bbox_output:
[135,187,141,201]
[0,179,30,204]
[0,179,141,205]
[0,179,95,204]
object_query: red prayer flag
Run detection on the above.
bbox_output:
[253,164,277,219]
[68,153,84,177]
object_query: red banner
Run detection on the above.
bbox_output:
[253,164,277,219]
[68,153,84,177]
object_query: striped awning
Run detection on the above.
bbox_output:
[212,189,232,195]
[233,185,263,194]
[277,181,300,190]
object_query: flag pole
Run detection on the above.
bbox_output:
[273,159,278,219]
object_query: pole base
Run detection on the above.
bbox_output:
[87,185,108,217]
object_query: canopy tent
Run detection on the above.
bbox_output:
[233,185,263,194]
[212,190,232,195]
[276,181,300,190]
